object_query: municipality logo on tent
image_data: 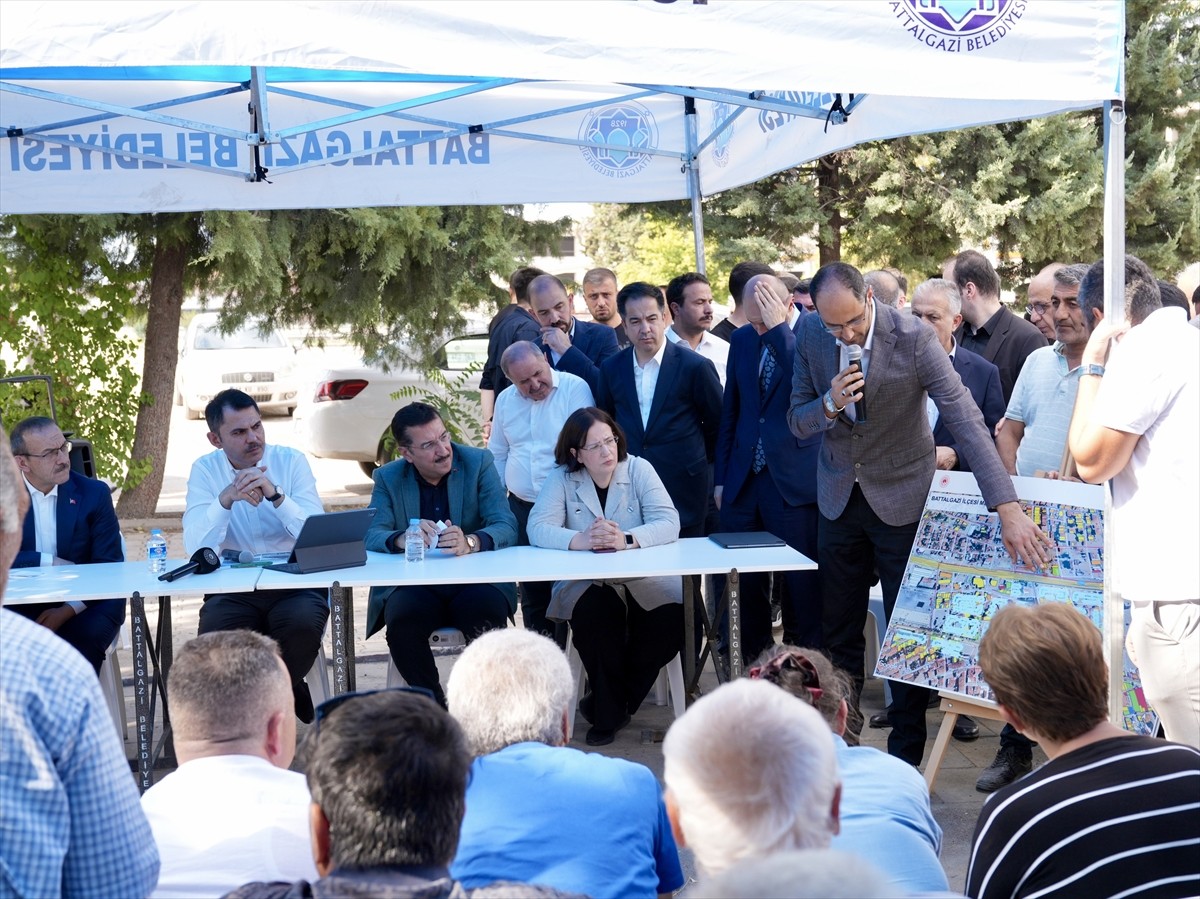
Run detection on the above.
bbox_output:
[711,102,734,169]
[579,103,658,179]
[893,0,1026,53]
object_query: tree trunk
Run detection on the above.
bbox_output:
[116,236,189,518]
[816,153,843,265]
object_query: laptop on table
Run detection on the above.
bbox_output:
[267,508,377,574]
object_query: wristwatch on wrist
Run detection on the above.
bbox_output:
[1080,363,1105,378]
[263,485,283,503]
[465,533,480,554]
[822,391,842,416]
[624,532,635,548]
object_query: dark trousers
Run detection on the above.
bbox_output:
[509,493,560,645]
[719,467,822,662]
[571,584,684,730]
[198,588,328,697]
[381,583,509,705]
[1000,722,1036,754]
[12,597,125,675]
[820,484,927,766]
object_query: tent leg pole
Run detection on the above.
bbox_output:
[1102,98,1126,728]
[684,96,705,276]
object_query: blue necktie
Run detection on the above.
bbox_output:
[753,344,776,473]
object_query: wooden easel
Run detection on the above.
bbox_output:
[923,693,1006,793]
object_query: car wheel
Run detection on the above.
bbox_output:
[287,406,296,417]
[358,460,378,478]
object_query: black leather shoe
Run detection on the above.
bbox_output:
[293,682,315,725]
[585,714,631,747]
[868,706,892,729]
[975,746,1033,793]
[953,715,981,742]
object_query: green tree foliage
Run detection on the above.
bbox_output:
[0,216,146,486]
[595,0,1197,291]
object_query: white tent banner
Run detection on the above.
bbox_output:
[1,0,1123,213]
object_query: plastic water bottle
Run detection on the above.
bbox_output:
[147,529,168,574]
[405,519,425,563]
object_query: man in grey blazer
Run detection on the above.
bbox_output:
[788,262,1053,765]
[365,402,518,706]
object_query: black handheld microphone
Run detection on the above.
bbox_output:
[220,549,253,564]
[847,344,866,422]
[159,547,221,582]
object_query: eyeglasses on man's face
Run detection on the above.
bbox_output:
[820,307,870,336]
[405,431,451,453]
[17,440,73,460]
[1029,302,1051,318]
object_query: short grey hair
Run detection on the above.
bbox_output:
[447,628,574,756]
[500,340,545,378]
[1053,263,1091,290]
[169,630,290,744]
[912,278,963,316]
[662,679,839,877]
[701,849,902,899]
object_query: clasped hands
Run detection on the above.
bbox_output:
[569,516,630,552]
[409,519,474,556]
[220,465,275,510]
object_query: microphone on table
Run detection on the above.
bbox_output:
[847,344,866,422]
[159,547,221,582]
[221,549,254,564]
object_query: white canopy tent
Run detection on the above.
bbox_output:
[1,0,1131,717]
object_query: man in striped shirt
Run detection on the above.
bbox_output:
[966,603,1199,899]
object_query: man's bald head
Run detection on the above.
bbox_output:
[744,274,790,336]
[864,270,902,307]
[1027,263,1064,340]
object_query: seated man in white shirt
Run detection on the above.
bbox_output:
[141,630,318,898]
[489,341,593,642]
[183,389,327,722]
[665,272,729,387]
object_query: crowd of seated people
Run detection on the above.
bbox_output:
[3,250,1197,898]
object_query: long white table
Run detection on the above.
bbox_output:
[3,538,815,789]
[4,562,262,791]
[258,537,817,696]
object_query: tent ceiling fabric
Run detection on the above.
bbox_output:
[0,0,1123,214]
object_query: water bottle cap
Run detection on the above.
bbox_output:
[409,518,420,526]
[151,529,163,535]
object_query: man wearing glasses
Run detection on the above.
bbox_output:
[789,262,1054,767]
[1026,263,1063,342]
[9,416,125,673]
[365,402,517,706]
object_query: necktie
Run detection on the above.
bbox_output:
[754,344,776,473]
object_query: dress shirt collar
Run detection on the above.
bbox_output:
[965,304,1005,339]
[24,475,58,501]
[947,336,957,361]
[634,337,667,370]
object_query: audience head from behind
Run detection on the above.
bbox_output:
[662,679,840,877]
[169,629,297,768]
[1157,280,1190,317]
[509,265,547,307]
[1077,255,1161,329]
[748,644,860,738]
[699,849,902,899]
[980,603,1109,750]
[864,269,902,308]
[305,689,469,876]
[447,628,575,756]
[0,426,29,597]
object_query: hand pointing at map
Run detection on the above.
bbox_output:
[995,501,1055,572]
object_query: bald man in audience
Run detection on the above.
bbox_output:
[1025,263,1064,341]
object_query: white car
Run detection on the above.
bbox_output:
[175,313,300,419]
[293,334,488,476]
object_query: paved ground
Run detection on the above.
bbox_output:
[113,524,1045,894]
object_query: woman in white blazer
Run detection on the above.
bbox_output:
[528,407,682,746]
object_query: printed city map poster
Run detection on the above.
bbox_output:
[873,471,1157,736]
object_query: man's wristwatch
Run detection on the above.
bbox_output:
[465,534,480,554]
[822,391,843,416]
[263,485,283,503]
[1080,364,1105,378]
[624,532,635,548]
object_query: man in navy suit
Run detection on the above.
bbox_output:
[529,274,619,396]
[715,274,822,660]
[911,278,1005,472]
[10,416,124,673]
[596,283,723,538]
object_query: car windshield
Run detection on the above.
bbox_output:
[194,324,286,350]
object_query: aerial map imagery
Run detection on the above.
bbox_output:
[874,471,1156,736]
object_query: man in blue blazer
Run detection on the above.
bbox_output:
[595,283,723,538]
[715,275,822,661]
[911,278,1005,472]
[10,416,124,673]
[365,402,518,705]
[529,274,619,397]
[788,263,1054,766]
